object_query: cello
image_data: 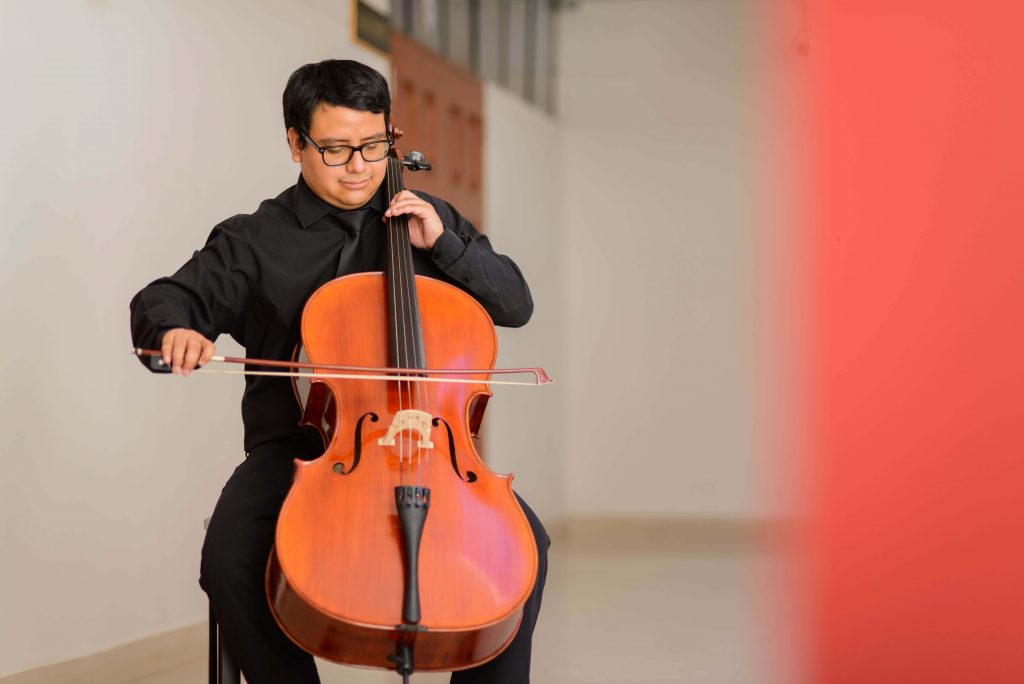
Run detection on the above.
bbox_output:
[263,135,540,680]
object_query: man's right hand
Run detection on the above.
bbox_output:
[161,328,216,377]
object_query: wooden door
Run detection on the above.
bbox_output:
[389,30,485,230]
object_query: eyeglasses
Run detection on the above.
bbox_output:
[301,131,392,166]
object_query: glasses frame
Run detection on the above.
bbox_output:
[300,130,393,166]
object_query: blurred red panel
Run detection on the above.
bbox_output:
[765,1,1024,682]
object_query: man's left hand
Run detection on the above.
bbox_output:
[384,190,444,250]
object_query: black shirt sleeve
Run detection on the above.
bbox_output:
[416,192,534,328]
[129,216,255,369]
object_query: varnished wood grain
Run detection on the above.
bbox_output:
[268,273,538,671]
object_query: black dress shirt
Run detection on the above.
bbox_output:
[130,174,532,455]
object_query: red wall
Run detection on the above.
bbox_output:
[778,2,1024,681]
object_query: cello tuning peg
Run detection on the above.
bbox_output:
[402,151,432,172]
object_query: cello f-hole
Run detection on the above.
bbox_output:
[433,417,477,483]
[333,411,379,475]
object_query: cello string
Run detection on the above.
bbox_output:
[395,158,427,487]
[400,181,426,486]
[396,157,414,484]
[403,164,432,487]
[385,158,397,485]
[393,155,414,480]
[413,213,432,488]
[393,155,419,484]
[387,156,407,486]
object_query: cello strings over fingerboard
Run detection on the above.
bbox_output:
[386,155,426,372]
[386,154,407,485]
[385,154,436,485]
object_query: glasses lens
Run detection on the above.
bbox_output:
[322,147,353,166]
[361,141,390,162]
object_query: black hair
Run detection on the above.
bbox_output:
[282,59,391,148]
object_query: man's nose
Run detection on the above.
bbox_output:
[346,152,367,173]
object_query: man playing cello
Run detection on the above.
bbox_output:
[130,59,548,683]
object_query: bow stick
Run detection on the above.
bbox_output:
[132,349,553,386]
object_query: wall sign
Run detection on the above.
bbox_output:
[352,0,390,56]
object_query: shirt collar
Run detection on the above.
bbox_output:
[293,173,388,229]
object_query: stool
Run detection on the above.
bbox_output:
[205,517,241,684]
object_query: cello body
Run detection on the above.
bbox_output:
[266,264,538,667]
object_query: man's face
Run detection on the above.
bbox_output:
[288,104,389,211]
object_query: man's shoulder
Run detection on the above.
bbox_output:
[252,183,303,225]
[208,183,301,240]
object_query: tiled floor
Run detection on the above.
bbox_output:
[121,522,787,684]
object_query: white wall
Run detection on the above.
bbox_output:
[555,0,760,518]
[0,0,763,674]
[481,83,566,525]
[0,0,387,675]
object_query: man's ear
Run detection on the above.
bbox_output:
[287,128,302,163]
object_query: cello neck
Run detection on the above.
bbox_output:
[384,154,427,371]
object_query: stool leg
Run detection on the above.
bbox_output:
[210,602,241,684]
[208,603,217,684]
[219,624,241,684]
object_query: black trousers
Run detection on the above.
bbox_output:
[200,441,550,684]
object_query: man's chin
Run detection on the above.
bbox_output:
[332,190,372,210]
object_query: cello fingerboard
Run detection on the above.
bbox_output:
[384,155,427,371]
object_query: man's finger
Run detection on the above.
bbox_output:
[170,335,187,374]
[182,337,203,376]
[388,195,425,207]
[161,332,175,366]
[386,201,430,217]
[199,340,216,366]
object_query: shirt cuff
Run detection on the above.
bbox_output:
[431,228,467,268]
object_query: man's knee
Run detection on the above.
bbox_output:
[199,535,242,596]
[199,524,267,599]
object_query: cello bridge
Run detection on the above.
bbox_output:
[378,409,435,449]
